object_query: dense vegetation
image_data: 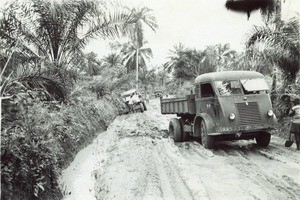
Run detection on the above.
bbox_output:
[1,86,123,199]
[0,0,157,199]
[1,0,299,199]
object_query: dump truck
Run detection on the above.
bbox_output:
[161,71,277,149]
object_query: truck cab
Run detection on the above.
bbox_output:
[161,71,277,149]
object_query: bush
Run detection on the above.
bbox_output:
[1,88,121,199]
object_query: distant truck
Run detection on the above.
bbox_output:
[161,71,277,149]
[121,89,147,113]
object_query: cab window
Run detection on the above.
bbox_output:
[241,78,269,95]
[201,83,214,98]
[215,80,242,96]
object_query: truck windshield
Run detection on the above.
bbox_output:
[215,80,242,96]
[241,78,269,94]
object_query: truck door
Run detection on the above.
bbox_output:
[196,82,220,120]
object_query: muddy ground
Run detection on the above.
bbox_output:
[60,99,300,200]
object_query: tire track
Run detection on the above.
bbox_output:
[160,140,211,200]
[173,139,300,200]
[215,142,300,199]
[176,142,264,199]
[153,141,195,200]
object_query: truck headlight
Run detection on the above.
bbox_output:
[267,110,274,117]
[229,113,236,120]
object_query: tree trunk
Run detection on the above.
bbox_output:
[271,66,277,104]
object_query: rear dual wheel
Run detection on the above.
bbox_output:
[169,118,182,142]
[169,118,189,142]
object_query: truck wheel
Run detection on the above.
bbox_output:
[169,118,182,142]
[140,103,144,113]
[200,120,214,149]
[179,118,189,141]
[255,131,271,147]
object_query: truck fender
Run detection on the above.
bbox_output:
[193,113,216,137]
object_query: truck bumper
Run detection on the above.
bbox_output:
[213,124,275,136]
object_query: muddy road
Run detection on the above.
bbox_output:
[60,99,300,200]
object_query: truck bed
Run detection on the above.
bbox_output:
[160,94,196,115]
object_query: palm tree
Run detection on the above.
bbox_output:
[0,0,147,99]
[102,53,122,69]
[164,43,186,72]
[179,49,207,78]
[165,44,217,81]
[246,17,299,87]
[1,0,139,69]
[121,41,153,73]
[204,44,236,72]
[125,7,158,90]
[84,52,102,76]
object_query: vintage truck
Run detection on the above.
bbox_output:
[121,89,147,113]
[161,71,277,149]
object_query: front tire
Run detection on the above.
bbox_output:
[169,118,183,142]
[200,120,214,149]
[255,131,271,147]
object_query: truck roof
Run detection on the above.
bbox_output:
[195,71,264,84]
[121,89,136,97]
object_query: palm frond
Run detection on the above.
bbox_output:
[246,16,299,84]
[82,2,134,41]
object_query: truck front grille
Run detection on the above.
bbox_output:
[235,102,261,126]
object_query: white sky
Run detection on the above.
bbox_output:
[85,0,300,68]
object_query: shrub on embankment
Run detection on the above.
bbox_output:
[1,89,123,200]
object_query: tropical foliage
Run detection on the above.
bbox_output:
[247,17,299,79]
[1,86,122,199]
[138,68,156,92]
[0,0,157,199]
[0,0,148,100]
[121,40,153,73]
[122,7,158,89]
[164,43,237,81]
[1,0,137,68]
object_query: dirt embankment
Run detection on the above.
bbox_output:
[60,99,300,200]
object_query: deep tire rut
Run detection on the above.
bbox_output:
[154,141,195,200]
[62,100,300,200]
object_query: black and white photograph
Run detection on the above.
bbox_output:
[1,0,300,199]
